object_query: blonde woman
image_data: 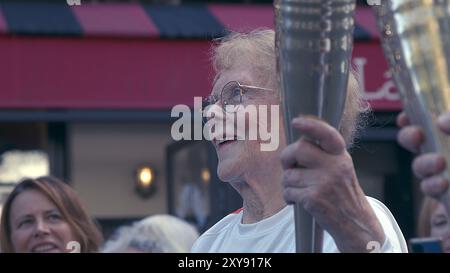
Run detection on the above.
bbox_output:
[0,176,102,253]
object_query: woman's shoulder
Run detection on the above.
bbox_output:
[202,209,243,237]
[190,210,242,252]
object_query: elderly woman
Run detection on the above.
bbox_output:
[0,176,102,253]
[191,29,407,253]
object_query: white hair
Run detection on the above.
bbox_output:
[212,28,370,147]
[101,215,199,253]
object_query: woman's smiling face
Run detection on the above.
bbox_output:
[9,189,77,253]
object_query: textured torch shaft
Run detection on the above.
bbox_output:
[275,0,357,253]
[373,0,450,214]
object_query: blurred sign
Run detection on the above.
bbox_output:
[0,150,49,184]
[353,43,401,111]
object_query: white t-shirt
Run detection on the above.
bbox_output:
[191,197,408,253]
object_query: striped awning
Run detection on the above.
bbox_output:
[0,2,379,40]
[0,2,399,111]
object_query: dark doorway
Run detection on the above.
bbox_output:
[166,140,242,233]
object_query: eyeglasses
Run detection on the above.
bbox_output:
[203,81,274,114]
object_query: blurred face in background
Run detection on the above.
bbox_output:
[430,202,450,253]
[9,189,77,253]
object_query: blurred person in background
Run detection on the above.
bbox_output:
[417,197,450,253]
[0,176,103,253]
[397,111,450,200]
[102,214,199,253]
[397,111,450,253]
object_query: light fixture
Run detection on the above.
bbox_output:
[135,165,156,198]
[201,168,210,184]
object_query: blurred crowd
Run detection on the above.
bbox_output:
[0,176,198,253]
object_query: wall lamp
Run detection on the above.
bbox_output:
[135,165,157,198]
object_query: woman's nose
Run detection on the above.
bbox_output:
[208,103,226,117]
[33,219,50,237]
[204,104,226,125]
[203,104,227,141]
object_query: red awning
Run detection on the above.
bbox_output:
[0,37,213,109]
[0,4,400,111]
[208,4,275,33]
[72,4,160,37]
